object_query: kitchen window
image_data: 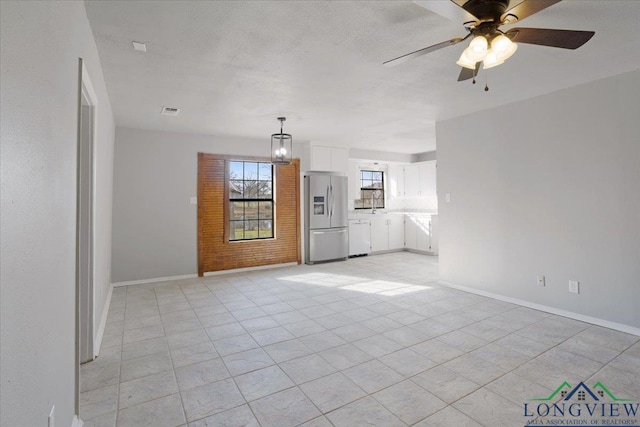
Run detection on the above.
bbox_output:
[229,160,274,240]
[354,170,385,209]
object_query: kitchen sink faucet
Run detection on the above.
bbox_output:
[371,192,377,214]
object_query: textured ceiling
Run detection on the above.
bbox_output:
[85,1,640,154]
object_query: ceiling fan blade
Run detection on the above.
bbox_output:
[412,0,479,27]
[457,62,481,82]
[384,37,465,67]
[506,27,595,49]
[501,0,562,23]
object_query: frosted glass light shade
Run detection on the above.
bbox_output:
[483,49,504,69]
[492,35,518,61]
[467,35,488,61]
[456,48,477,69]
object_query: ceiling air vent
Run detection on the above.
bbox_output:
[161,106,181,116]
[132,41,147,52]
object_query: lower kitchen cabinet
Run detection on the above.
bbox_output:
[349,213,437,256]
[388,215,405,250]
[405,214,438,254]
[370,215,404,252]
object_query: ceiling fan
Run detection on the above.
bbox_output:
[384,0,595,86]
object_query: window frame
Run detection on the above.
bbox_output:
[227,160,275,241]
[354,169,385,210]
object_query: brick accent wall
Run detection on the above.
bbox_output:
[197,153,301,275]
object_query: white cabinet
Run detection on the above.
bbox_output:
[387,164,404,199]
[310,146,331,171]
[331,148,348,175]
[388,215,405,250]
[403,164,420,198]
[404,216,417,251]
[405,213,438,254]
[348,159,361,201]
[416,216,431,252]
[419,161,437,209]
[429,215,439,254]
[370,215,405,252]
[400,162,437,209]
[370,216,389,253]
[310,145,348,174]
[348,219,371,256]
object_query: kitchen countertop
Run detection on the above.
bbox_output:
[349,210,437,220]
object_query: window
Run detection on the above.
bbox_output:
[354,170,384,209]
[229,161,274,240]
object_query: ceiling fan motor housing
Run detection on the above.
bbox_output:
[463,0,511,22]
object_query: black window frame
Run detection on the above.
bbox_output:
[228,160,275,241]
[354,169,385,210]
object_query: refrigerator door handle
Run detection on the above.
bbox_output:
[312,229,347,235]
[326,185,330,218]
[330,184,334,218]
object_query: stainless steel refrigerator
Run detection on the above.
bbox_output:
[304,173,349,264]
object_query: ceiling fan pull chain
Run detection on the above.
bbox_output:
[485,71,489,92]
[472,65,477,84]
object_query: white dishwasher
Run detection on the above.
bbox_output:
[348,219,371,256]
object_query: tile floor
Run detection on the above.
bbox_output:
[80,252,640,427]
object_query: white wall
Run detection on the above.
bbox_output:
[0,2,115,426]
[437,69,640,331]
[349,148,415,164]
[112,127,308,283]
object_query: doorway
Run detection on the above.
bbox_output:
[76,58,97,413]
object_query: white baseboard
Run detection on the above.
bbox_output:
[112,273,198,287]
[71,415,83,427]
[438,280,640,337]
[203,262,299,276]
[111,262,301,287]
[93,283,112,357]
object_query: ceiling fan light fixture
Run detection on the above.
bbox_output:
[456,48,477,69]
[467,35,488,61]
[483,49,504,69]
[492,35,518,61]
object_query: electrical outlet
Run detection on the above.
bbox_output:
[48,406,55,427]
[569,280,580,294]
[537,275,545,287]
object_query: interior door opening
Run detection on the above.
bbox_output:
[78,85,94,364]
[76,58,97,415]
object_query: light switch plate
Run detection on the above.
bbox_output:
[537,276,545,287]
[569,280,580,294]
[445,193,451,203]
[190,197,197,205]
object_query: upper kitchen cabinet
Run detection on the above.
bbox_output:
[387,164,404,199]
[310,145,348,174]
[402,161,437,209]
[348,159,361,201]
[403,164,420,198]
[419,161,437,209]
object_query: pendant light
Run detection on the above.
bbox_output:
[271,117,292,165]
